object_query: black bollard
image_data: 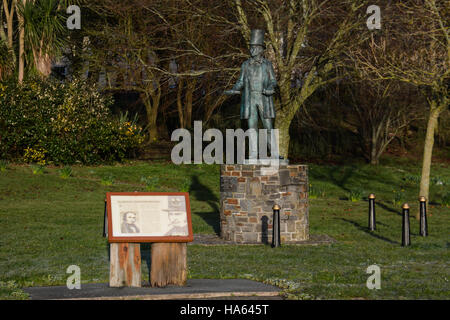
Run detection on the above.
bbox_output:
[402,203,411,247]
[419,196,428,236]
[368,194,376,231]
[272,204,281,248]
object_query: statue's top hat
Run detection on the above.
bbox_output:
[250,29,265,47]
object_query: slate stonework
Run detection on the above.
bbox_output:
[220,164,309,243]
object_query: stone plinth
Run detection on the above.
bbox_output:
[220,164,309,243]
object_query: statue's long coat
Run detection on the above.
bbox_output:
[231,58,277,120]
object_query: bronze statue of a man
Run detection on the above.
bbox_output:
[225,29,279,160]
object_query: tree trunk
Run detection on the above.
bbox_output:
[417,104,441,219]
[274,84,294,159]
[370,127,379,165]
[369,124,389,166]
[177,78,185,128]
[7,15,13,49]
[17,0,26,83]
[274,70,322,159]
[370,157,379,166]
[185,78,196,129]
[2,0,15,48]
[147,105,159,142]
[176,77,196,129]
[203,87,226,124]
[33,47,52,77]
[142,89,160,142]
[276,116,291,159]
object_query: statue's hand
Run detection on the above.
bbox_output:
[263,89,274,96]
[224,90,240,95]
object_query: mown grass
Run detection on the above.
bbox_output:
[0,157,448,299]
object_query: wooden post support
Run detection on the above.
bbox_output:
[109,243,142,287]
[150,243,187,287]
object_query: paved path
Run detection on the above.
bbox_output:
[23,279,282,300]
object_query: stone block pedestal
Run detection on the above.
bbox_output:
[220,164,309,243]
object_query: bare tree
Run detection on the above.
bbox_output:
[86,0,172,141]
[351,0,449,211]
[140,0,241,128]
[341,80,423,165]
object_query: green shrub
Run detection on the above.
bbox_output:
[0,77,144,164]
[59,166,73,179]
[309,184,326,199]
[101,174,115,186]
[0,281,29,300]
[180,178,191,192]
[392,189,406,206]
[348,188,363,202]
[441,193,450,207]
[0,41,14,80]
[30,164,45,175]
[140,176,160,191]
[431,176,446,186]
[0,159,8,172]
[403,174,421,185]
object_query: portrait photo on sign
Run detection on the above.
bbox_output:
[106,192,193,242]
[165,196,188,236]
[120,211,140,233]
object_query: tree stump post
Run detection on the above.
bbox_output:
[109,243,142,287]
[150,243,187,287]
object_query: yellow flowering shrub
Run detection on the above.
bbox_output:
[23,147,47,166]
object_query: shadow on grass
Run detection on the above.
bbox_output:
[359,199,393,226]
[309,163,422,201]
[375,201,402,216]
[194,211,220,235]
[327,165,357,194]
[190,175,220,235]
[340,218,398,245]
[375,221,389,227]
[310,165,357,194]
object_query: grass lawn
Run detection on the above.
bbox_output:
[0,158,449,299]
